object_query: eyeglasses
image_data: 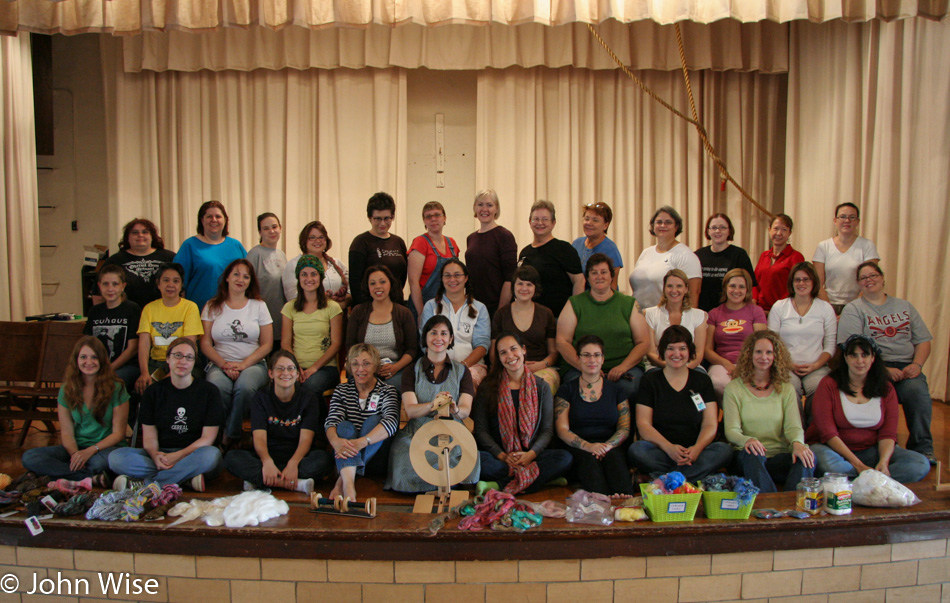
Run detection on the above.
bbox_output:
[836,215,859,222]
[579,352,604,360]
[708,225,729,231]
[585,202,608,209]
[423,212,444,220]
[169,352,195,362]
[530,217,553,224]
[653,220,675,227]
[442,272,465,280]
[272,366,297,373]
[858,273,881,282]
[371,216,393,223]
[307,235,326,242]
[793,277,812,284]
[350,361,374,370]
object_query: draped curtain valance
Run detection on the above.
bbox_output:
[122,20,790,72]
[1,0,945,36]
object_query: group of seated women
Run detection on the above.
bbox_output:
[21,194,934,500]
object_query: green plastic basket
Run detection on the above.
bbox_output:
[701,490,756,520]
[639,483,702,522]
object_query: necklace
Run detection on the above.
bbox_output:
[753,381,771,391]
[580,374,602,390]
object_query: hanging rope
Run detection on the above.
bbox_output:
[586,22,773,220]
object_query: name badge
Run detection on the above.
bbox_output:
[367,393,380,412]
[690,391,706,411]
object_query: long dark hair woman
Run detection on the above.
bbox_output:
[472,332,571,495]
[807,336,929,483]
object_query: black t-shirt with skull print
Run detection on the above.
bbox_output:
[139,377,225,450]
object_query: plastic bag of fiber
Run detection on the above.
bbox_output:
[565,490,613,526]
[852,470,921,508]
[222,491,290,527]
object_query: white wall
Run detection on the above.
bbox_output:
[37,34,109,314]
[405,69,478,256]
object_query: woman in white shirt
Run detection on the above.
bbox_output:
[201,259,274,446]
[813,202,880,314]
[629,206,702,310]
[767,262,836,420]
[282,221,350,309]
[645,269,707,370]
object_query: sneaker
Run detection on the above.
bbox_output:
[925,452,938,466]
[111,475,144,491]
[295,478,314,495]
[475,481,500,496]
[189,474,206,492]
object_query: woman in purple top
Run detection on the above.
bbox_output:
[705,268,767,399]
[465,189,518,318]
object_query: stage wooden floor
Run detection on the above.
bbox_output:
[0,401,949,561]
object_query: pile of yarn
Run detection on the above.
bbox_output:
[700,473,759,505]
[458,489,542,532]
[648,471,702,495]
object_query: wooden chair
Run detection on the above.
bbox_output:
[0,321,50,446]
[7,321,86,447]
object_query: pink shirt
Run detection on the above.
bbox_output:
[707,303,767,363]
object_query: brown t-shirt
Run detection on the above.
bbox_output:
[491,303,556,362]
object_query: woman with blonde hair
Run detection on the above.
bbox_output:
[645,269,707,370]
[465,189,518,318]
[723,330,815,492]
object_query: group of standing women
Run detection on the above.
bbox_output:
[22,194,934,500]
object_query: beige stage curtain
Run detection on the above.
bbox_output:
[0,33,43,321]
[785,18,950,400]
[476,66,785,288]
[100,36,408,258]
[2,0,946,35]
[121,20,789,73]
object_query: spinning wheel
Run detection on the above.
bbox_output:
[408,419,477,513]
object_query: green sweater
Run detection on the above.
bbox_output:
[722,379,804,457]
[567,291,636,371]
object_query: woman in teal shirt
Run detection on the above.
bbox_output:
[22,336,129,486]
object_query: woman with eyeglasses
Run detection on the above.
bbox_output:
[408,201,459,318]
[465,189,518,319]
[174,200,247,315]
[807,335,929,483]
[695,213,757,313]
[753,213,804,312]
[555,335,633,496]
[837,262,935,464]
[325,344,400,502]
[572,202,623,291]
[109,338,224,492]
[282,221,350,310]
[348,192,408,306]
[518,200,585,317]
[630,206,702,311]
[224,350,332,494]
[813,203,880,314]
[767,262,836,418]
[418,259,490,387]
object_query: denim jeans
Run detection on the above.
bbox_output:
[224,448,333,488]
[886,361,933,455]
[333,414,385,475]
[108,446,222,486]
[811,443,930,484]
[205,361,270,440]
[22,445,119,480]
[627,440,734,482]
[735,450,814,493]
[300,365,342,402]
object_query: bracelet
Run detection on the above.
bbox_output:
[914,362,924,370]
[94,444,100,452]
[365,437,372,447]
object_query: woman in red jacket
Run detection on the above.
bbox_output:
[806,335,929,483]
